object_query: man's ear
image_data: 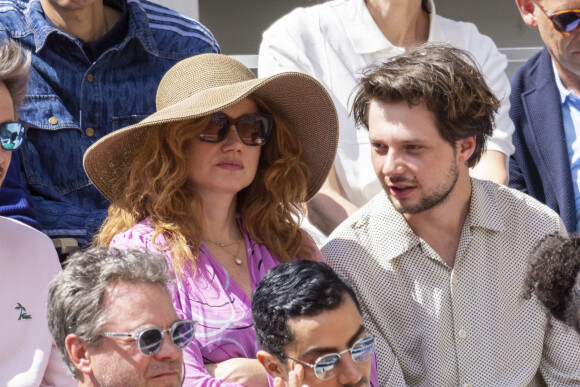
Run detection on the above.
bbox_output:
[65,334,93,376]
[456,136,476,165]
[257,350,286,380]
[515,0,539,28]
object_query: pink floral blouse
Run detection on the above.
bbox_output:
[110,216,324,386]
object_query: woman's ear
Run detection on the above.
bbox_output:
[257,350,286,380]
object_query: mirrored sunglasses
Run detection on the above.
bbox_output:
[282,335,375,380]
[101,319,196,356]
[1,122,27,151]
[199,112,273,146]
[533,0,580,32]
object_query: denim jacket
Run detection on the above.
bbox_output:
[0,0,219,245]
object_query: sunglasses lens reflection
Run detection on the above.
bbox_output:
[315,354,340,380]
[200,114,229,142]
[139,329,164,355]
[351,336,375,363]
[237,115,269,145]
[553,11,580,31]
[1,122,26,151]
[172,321,196,349]
[199,113,271,145]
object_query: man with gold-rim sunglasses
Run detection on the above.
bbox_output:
[509,0,580,234]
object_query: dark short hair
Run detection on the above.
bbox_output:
[524,234,580,333]
[47,247,170,378]
[352,43,500,168]
[252,260,361,358]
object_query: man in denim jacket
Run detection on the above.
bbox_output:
[0,0,219,249]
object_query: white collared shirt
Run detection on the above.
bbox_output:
[323,179,580,386]
[259,0,515,209]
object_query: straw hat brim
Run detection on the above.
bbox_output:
[83,71,338,203]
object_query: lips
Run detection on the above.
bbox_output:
[216,159,244,170]
[150,369,180,380]
[388,184,416,198]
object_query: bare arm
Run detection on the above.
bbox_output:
[206,358,269,387]
[470,150,508,185]
[307,166,359,235]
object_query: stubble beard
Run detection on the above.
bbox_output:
[385,158,459,215]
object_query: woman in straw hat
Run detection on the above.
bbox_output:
[84,53,337,385]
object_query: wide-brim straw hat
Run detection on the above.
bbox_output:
[83,53,338,203]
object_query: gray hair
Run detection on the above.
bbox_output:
[0,39,30,114]
[47,247,171,377]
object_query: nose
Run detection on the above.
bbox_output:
[154,334,180,361]
[380,148,404,178]
[337,352,363,385]
[221,123,244,151]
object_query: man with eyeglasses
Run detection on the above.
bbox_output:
[324,44,580,386]
[0,39,75,386]
[510,0,580,233]
[47,247,196,387]
[253,260,378,386]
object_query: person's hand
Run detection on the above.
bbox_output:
[206,358,269,386]
[273,364,307,387]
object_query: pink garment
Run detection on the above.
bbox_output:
[110,217,324,386]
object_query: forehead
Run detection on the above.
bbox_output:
[285,296,363,353]
[102,281,177,330]
[0,82,15,121]
[542,0,580,9]
[367,100,443,142]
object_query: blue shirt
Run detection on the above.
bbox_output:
[553,60,580,232]
[0,0,219,245]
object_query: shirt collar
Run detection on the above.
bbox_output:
[24,0,157,55]
[337,0,437,55]
[376,179,504,262]
[552,59,577,105]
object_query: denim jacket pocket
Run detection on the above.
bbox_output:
[18,95,89,197]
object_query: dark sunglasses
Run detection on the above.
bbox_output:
[1,122,27,151]
[199,112,273,146]
[533,0,580,32]
[281,336,375,380]
[101,319,196,356]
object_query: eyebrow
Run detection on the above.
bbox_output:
[299,325,366,358]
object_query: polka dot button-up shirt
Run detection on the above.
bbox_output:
[324,179,580,386]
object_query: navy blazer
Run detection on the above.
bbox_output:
[508,47,577,232]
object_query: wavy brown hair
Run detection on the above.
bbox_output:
[95,96,313,272]
[352,43,499,168]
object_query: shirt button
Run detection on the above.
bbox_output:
[87,73,94,83]
[451,272,458,285]
[48,117,58,125]
[458,329,467,339]
[85,127,95,137]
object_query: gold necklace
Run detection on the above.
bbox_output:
[228,239,243,266]
[202,226,244,266]
[203,237,241,248]
[203,234,244,265]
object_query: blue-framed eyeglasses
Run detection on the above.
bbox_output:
[280,335,375,380]
[101,319,196,356]
[0,122,27,151]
